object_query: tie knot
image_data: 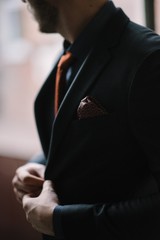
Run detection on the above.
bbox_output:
[58,51,74,70]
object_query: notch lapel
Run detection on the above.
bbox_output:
[47,46,111,159]
[47,8,129,161]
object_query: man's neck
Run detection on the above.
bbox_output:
[58,0,108,43]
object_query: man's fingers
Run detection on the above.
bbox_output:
[13,187,26,204]
[18,170,44,186]
[12,174,43,194]
[41,181,59,204]
[42,180,54,192]
[22,193,30,203]
[22,193,33,210]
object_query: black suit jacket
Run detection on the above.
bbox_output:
[34,4,160,240]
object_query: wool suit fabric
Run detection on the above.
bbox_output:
[34,3,160,240]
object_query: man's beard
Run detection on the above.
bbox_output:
[27,0,58,33]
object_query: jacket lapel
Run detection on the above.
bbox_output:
[47,9,129,159]
[52,47,110,149]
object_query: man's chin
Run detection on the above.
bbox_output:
[38,25,56,34]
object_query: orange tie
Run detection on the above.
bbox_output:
[54,51,73,115]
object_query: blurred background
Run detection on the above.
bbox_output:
[0,0,159,239]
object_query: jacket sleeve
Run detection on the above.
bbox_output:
[53,50,160,240]
[54,194,160,240]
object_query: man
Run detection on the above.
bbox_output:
[12,0,160,239]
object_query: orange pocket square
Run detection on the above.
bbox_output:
[77,96,108,120]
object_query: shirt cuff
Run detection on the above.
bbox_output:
[53,206,64,239]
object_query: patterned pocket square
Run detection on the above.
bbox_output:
[77,96,108,120]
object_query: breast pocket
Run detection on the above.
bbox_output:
[69,112,121,141]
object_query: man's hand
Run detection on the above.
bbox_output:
[22,180,59,236]
[12,163,45,204]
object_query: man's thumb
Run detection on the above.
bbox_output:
[42,180,54,192]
